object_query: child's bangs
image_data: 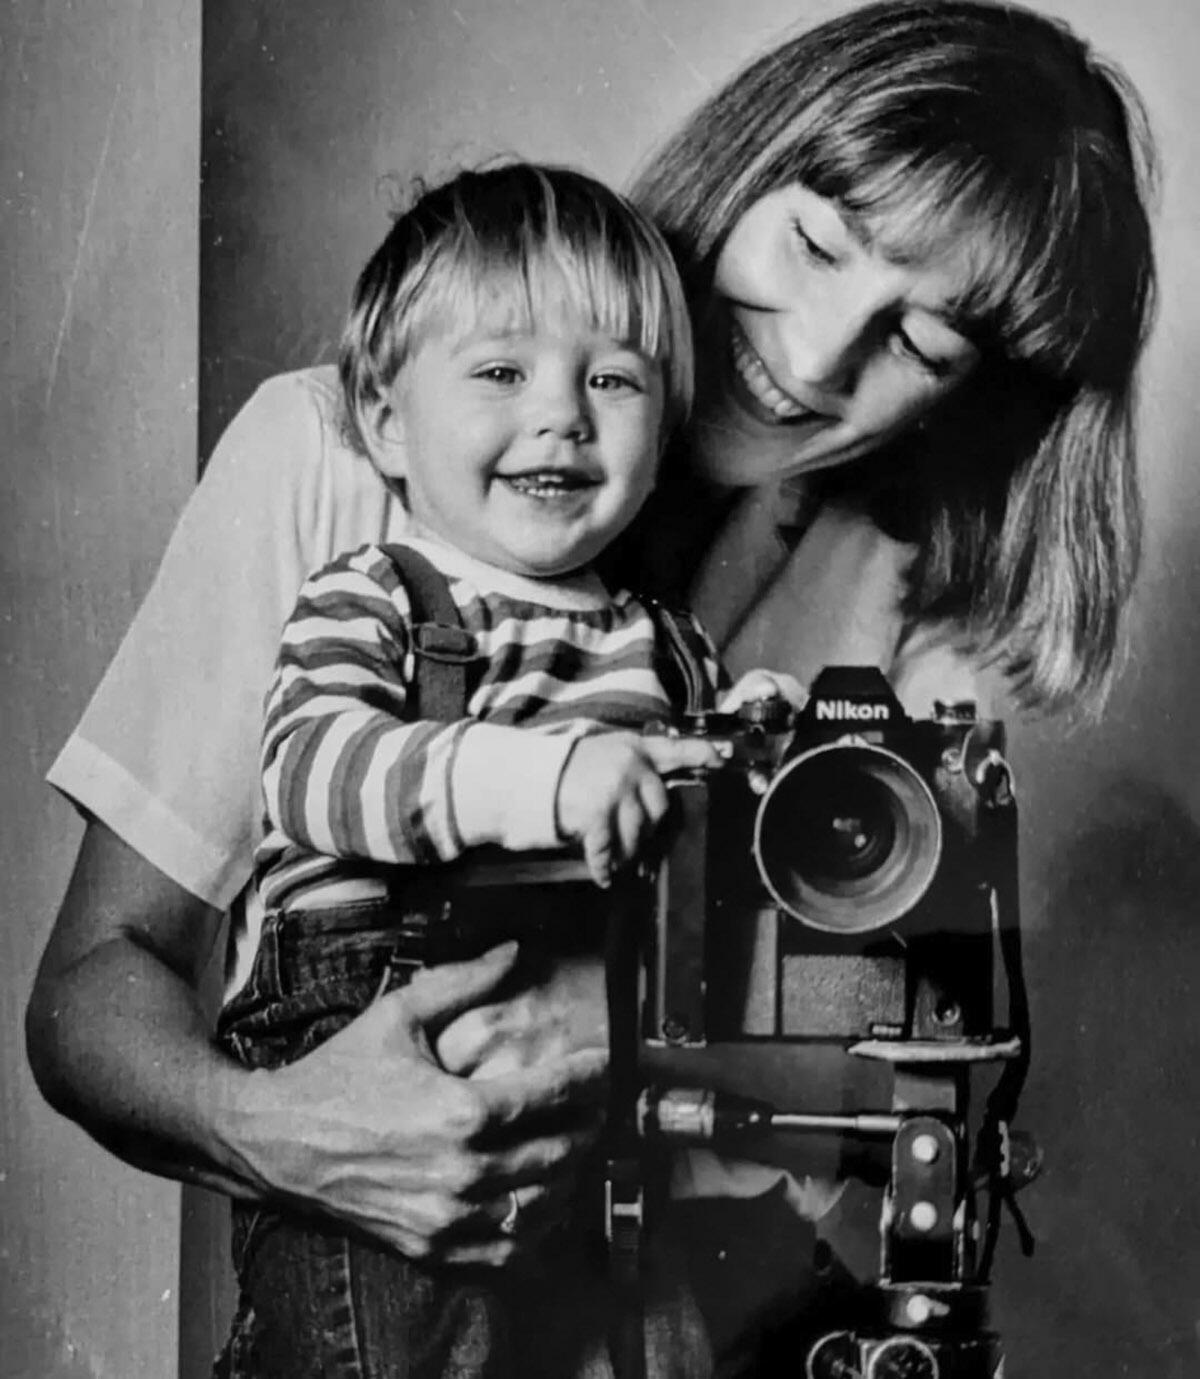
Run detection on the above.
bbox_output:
[408,236,670,366]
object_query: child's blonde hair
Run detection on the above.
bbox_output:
[632,0,1157,711]
[340,162,694,453]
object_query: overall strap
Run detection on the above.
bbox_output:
[383,544,479,722]
[643,599,719,719]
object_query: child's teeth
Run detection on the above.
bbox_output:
[507,471,585,497]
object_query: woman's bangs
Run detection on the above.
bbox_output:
[835,153,1082,376]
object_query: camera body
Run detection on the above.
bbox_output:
[644,665,1010,1057]
[629,667,1025,1379]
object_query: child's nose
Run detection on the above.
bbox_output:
[532,381,593,441]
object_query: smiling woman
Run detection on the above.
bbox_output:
[629,0,1155,709]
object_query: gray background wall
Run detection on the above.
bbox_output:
[2,2,200,1377]
[5,0,1200,1376]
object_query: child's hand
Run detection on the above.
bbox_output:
[719,668,807,714]
[555,732,727,888]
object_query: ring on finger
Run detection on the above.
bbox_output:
[498,1188,521,1236]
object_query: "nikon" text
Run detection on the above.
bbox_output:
[814,700,891,721]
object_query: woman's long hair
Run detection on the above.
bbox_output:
[631,0,1158,711]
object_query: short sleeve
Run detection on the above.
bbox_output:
[47,368,407,909]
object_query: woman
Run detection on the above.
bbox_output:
[26,2,1156,1375]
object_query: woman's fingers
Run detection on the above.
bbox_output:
[398,941,521,1037]
[475,1178,569,1250]
[472,1044,609,1141]
[720,668,808,712]
[246,975,607,1267]
[359,1065,602,1260]
[435,957,607,1078]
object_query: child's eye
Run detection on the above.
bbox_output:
[473,364,523,385]
[791,218,837,266]
[589,369,644,394]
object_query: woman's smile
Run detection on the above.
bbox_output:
[728,321,829,425]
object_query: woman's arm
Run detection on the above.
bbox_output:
[26,818,244,1192]
[27,819,607,1263]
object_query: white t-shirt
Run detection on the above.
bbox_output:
[48,369,410,985]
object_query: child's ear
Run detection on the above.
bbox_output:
[358,394,407,479]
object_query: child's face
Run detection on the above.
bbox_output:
[373,305,665,578]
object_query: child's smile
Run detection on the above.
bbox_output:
[370,308,666,579]
[498,467,601,500]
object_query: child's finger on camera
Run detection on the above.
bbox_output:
[640,733,724,776]
[615,793,649,863]
[637,769,669,825]
[583,828,615,889]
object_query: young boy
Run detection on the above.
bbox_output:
[218,162,797,1379]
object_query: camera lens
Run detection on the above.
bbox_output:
[798,770,898,884]
[866,1337,939,1379]
[753,742,942,933]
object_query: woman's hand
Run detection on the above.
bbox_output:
[555,732,726,887]
[227,942,608,1265]
[26,823,606,1267]
[719,668,807,714]
[436,951,608,1082]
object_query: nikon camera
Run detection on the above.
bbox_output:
[643,665,1013,1056]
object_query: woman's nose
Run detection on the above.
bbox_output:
[779,279,878,397]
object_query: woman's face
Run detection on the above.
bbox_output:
[689,184,982,488]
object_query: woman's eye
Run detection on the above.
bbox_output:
[894,333,937,373]
[791,218,837,266]
[891,327,960,381]
[904,333,965,377]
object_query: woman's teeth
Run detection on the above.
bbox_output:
[731,331,812,422]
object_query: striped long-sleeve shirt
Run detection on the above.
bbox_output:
[255,536,723,911]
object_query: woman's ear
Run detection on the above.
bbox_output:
[358,392,407,479]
